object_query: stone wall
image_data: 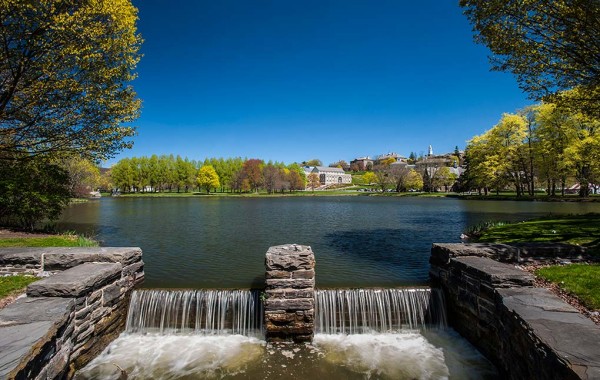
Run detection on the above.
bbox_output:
[0,247,144,379]
[264,244,315,343]
[431,243,600,380]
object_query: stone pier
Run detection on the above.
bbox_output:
[264,244,315,343]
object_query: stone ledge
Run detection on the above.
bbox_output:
[0,297,74,379]
[498,287,600,378]
[0,247,142,270]
[432,243,589,265]
[27,262,122,298]
[452,256,534,287]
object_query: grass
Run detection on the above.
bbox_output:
[471,214,600,312]
[0,275,38,300]
[0,233,98,247]
[474,214,600,249]
[536,264,600,310]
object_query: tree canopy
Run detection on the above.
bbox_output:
[460,0,600,117]
[0,0,142,160]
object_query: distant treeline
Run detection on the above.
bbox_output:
[109,156,308,193]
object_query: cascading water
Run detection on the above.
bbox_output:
[77,288,497,379]
[125,289,263,336]
[315,288,447,334]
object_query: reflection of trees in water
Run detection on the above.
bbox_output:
[323,228,430,266]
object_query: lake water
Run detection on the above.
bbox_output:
[67,196,600,379]
[58,196,600,289]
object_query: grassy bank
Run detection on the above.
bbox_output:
[471,214,600,312]
[0,275,38,300]
[0,233,98,248]
[474,214,600,249]
[535,264,600,310]
[0,231,98,307]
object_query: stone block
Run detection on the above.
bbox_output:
[75,305,92,321]
[292,269,315,279]
[0,249,43,265]
[36,341,71,380]
[265,278,314,290]
[122,261,144,278]
[264,298,314,311]
[265,244,315,271]
[88,290,102,305]
[265,313,295,324]
[102,283,121,307]
[90,306,110,323]
[265,270,291,279]
[27,262,122,298]
[266,289,313,299]
[42,247,142,270]
[452,256,533,287]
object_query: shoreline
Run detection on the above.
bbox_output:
[107,191,600,202]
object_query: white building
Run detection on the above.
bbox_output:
[304,166,352,187]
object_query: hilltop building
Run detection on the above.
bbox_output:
[350,156,374,171]
[303,166,352,187]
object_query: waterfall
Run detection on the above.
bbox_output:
[315,288,447,334]
[125,289,263,336]
[124,287,446,336]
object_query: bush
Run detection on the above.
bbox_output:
[0,159,72,231]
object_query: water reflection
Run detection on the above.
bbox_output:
[59,197,600,289]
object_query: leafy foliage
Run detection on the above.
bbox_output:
[0,0,142,161]
[461,0,600,118]
[0,158,71,230]
[196,165,220,193]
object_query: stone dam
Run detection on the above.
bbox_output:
[0,243,599,379]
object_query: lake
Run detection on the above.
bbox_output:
[58,196,600,289]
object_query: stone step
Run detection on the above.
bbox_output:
[27,262,122,298]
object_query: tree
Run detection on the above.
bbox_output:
[287,163,306,191]
[0,158,71,230]
[263,164,280,194]
[196,165,220,194]
[61,156,101,197]
[0,0,142,161]
[390,165,411,192]
[329,160,349,170]
[242,159,264,192]
[408,152,417,164]
[305,159,322,167]
[307,173,320,192]
[362,171,376,185]
[434,167,458,192]
[405,169,424,191]
[372,165,391,192]
[460,0,600,118]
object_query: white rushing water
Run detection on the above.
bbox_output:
[76,288,497,379]
[76,330,497,380]
[315,288,447,334]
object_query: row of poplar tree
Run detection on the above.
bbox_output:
[463,91,600,197]
[109,156,308,194]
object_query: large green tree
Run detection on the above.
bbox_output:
[460,0,600,118]
[0,0,142,160]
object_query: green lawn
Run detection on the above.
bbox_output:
[0,233,98,304]
[473,214,600,311]
[536,264,600,310]
[476,214,600,249]
[0,275,38,300]
[0,234,98,247]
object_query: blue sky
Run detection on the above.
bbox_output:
[113,0,531,166]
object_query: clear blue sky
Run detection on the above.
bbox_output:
[113,0,531,166]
